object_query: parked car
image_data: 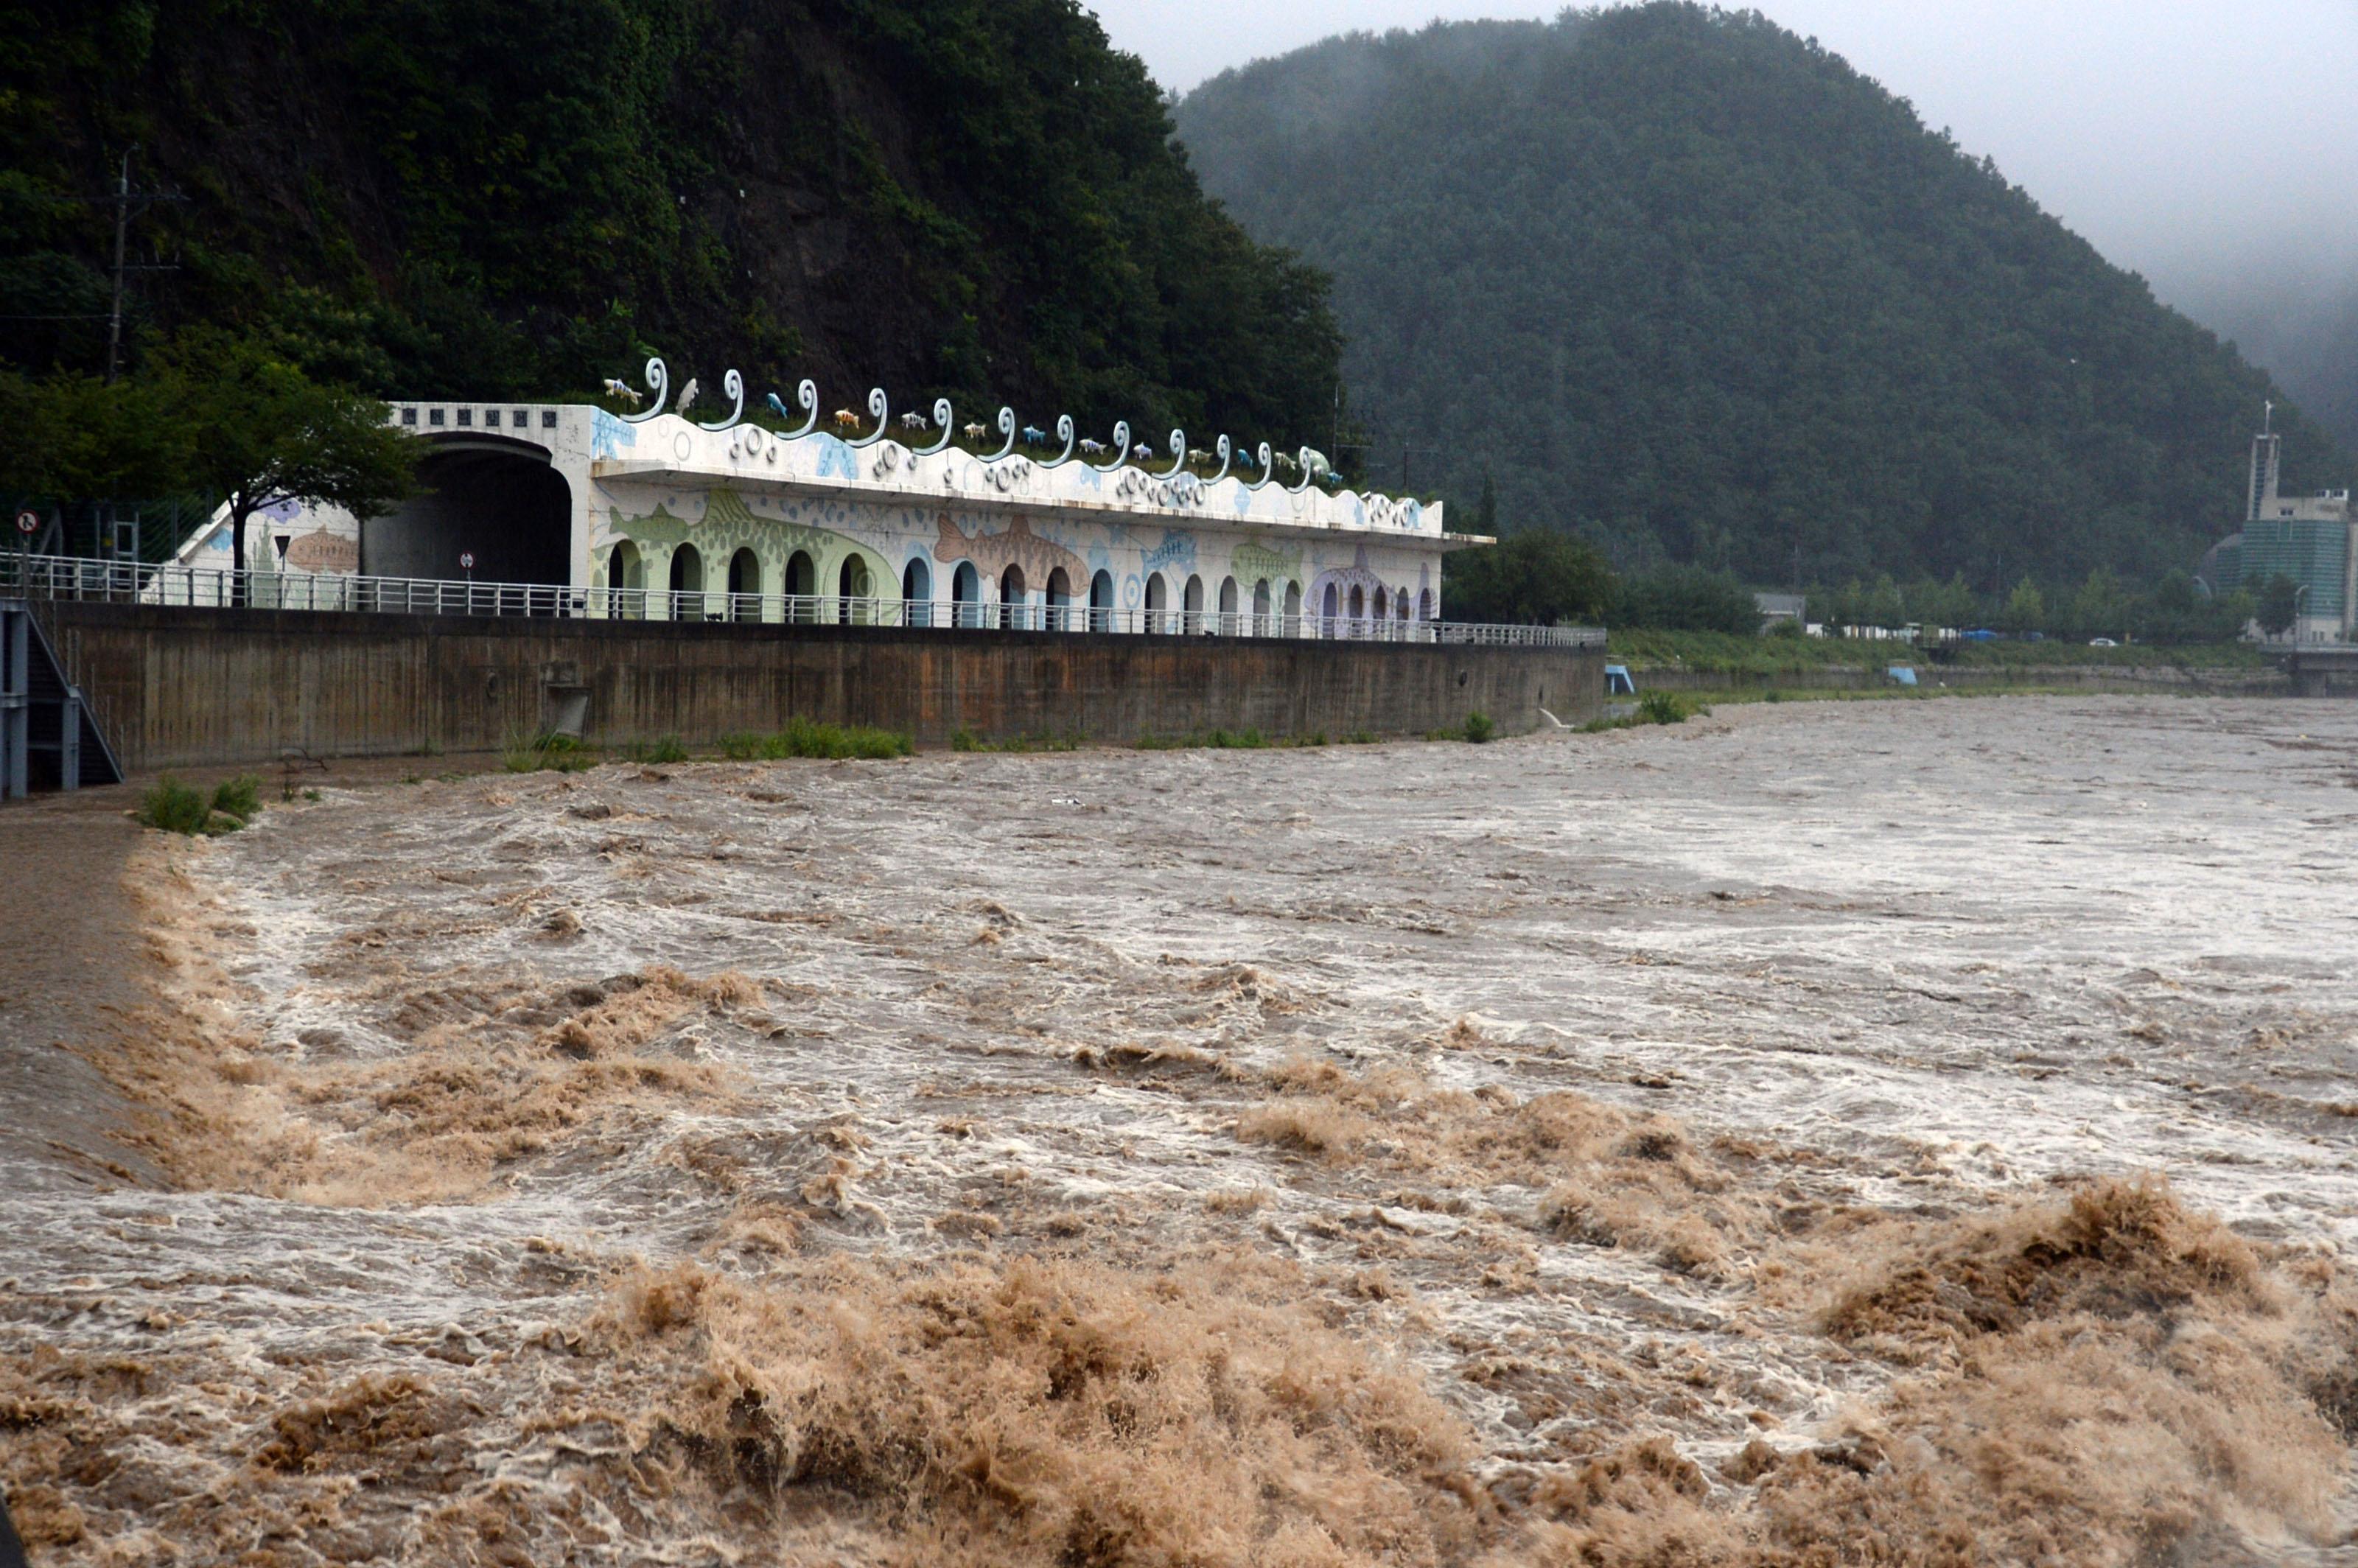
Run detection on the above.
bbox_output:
[2089,637,2118,647]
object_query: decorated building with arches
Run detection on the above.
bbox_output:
[171,365,1486,636]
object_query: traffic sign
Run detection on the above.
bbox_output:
[459,551,475,570]
[13,510,35,536]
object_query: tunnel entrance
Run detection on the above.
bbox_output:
[362,440,570,585]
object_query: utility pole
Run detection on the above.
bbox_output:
[1398,441,1440,496]
[86,147,183,385]
[105,148,133,383]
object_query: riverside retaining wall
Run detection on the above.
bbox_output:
[40,603,1605,772]
[1627,662,2290,697]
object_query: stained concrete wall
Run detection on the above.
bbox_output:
[2286,648,2358,697]
[41,603,1604,771]
[1630,662,2292,697]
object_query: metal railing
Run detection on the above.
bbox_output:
[0,553,1606,649]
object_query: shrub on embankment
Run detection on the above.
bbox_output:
[718,719,913,761]
[140,774,262,834]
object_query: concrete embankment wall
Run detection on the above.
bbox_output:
[1629,662,2290,697]
[41,603,1605,771]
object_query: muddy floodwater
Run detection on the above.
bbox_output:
[7,696,2358,1565]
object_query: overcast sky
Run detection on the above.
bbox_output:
[1094,0,2358,320]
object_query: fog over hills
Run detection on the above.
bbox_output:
[1172,4,2348,589]
[1110,0,2358,458]
[2180,280,2358,455]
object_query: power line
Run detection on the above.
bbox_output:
[43,147,187,381]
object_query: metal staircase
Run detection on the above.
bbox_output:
[1,599,123,797]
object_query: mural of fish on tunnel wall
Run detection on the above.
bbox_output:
[933,515,1089,588]
[1229,540,1303,588]
[1306,545,1410,615]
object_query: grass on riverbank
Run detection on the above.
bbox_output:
[717,718,914,760]
[139,774,262,834]
[1607,628,2268,676]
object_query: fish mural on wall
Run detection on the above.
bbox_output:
[934,514,1088,587]
[1139,529,1197,578]
[281,528,360,574]
[1306,545,1400,615]
[1230,540,1302,587]
[597,490,892,592]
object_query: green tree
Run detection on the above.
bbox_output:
[1444,529,1614,625]
[155,332,414,598]
[2213,587,2258,640]
[2256,573,2301,637]
[1908,573,1978,631]
[0,370,184,506]
[1614,563,1757,633]
[2000,577,2047,634]
[2068,567,2127,640]
[2131,570,2223,645]
[1862,574,1906,630]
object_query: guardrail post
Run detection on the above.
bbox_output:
[1,605,27,799]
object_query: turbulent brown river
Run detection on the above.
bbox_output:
[9,696,2358,1565]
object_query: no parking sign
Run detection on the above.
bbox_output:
[13,510,34,536]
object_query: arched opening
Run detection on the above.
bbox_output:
[1183,573,1205,634]
[1284,581,1303,636]
[903,559,933,628]
[953,561,982,628]
[786,549,817,623]
[1348,584,1365,620]
[1396,589,1412,625]
[361,441,570,607]
[1372,586,1388,637]
[670,544,705,620]
[839,555,872,624]
[999,563,1027,630]
[1321,581,1339,637]
[1144,572,1168,634]
[1418,588,1434,622]
[1252,578,1272,637]
[1046,566,1071,631]
[727,547,760,621]
[1217,575,1239,635]
[1089,569,1114,632]
[606,541,644,618]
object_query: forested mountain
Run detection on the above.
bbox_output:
[1174,5,2347,591]
[1,0,1337,446]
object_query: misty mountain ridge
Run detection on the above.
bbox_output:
[2182,281,2358,455]
[1174,4,2347,592]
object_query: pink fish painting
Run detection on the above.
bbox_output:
[934,514,1089,587]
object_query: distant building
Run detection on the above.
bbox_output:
[2210,424,2353,643]
[1754,592,1806,632]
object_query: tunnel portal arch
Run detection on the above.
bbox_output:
[363,438,570,585]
